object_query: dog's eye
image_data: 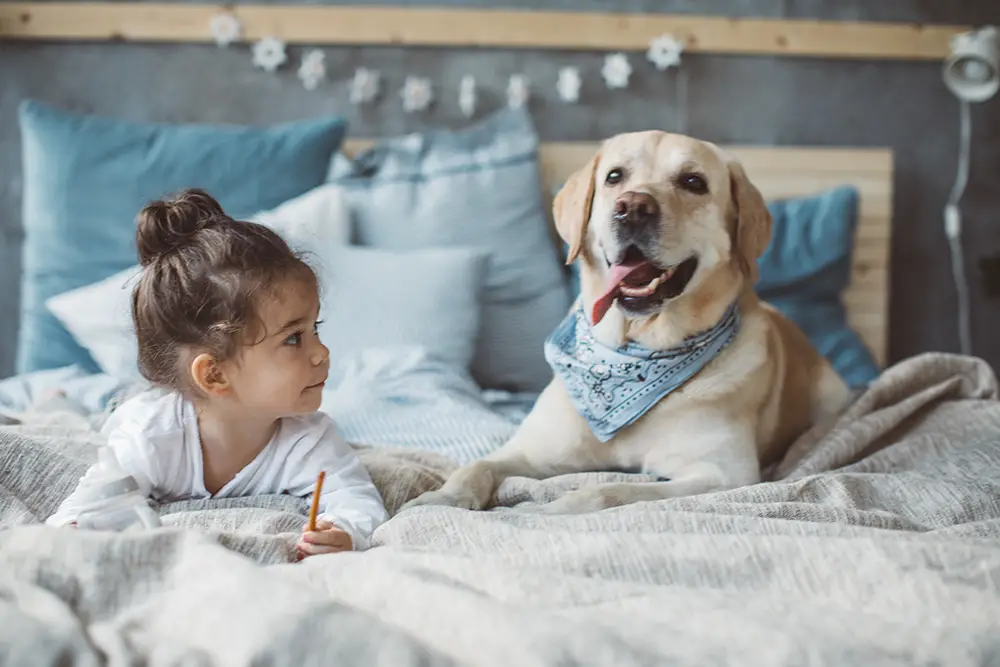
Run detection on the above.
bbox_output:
[605,168,624,185]
[677,173,708,194]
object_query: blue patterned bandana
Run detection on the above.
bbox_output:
[544,303,741,442]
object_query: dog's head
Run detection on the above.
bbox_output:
[553,131,772,344]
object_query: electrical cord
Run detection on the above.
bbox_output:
[945,98,973,356]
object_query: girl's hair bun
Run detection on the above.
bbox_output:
[135,188,227,266]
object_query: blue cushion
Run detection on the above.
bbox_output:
[757,186,878,389]
[317,245,489,371]
[17,100,347,374]
[328,108,570,392]
[562,185,878,388]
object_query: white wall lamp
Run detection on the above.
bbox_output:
[942,26,998,356]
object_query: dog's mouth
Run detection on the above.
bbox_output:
[591,246,699,325]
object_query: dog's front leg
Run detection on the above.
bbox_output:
[399,455,538,511]
[532,415,761,514]
[401,382,610,511]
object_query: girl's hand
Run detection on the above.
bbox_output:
[296,518,353,558]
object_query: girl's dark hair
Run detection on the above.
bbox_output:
[132,188,315,392]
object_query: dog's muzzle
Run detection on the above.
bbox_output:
[612,191,660,252]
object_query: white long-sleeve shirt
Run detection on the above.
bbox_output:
[47,389,389,550]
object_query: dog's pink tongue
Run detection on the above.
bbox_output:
[590,260,652,325]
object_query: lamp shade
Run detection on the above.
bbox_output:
[943,26,999,103]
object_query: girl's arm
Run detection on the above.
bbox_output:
[45,428,158,527]
[289,419,388,551]
[315,446,389,551]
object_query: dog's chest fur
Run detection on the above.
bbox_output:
[582,310,774,473]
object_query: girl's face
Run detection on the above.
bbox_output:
[220,279,330,418]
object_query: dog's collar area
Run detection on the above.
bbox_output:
[543,302,741,442]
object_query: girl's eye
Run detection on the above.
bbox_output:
[284,333,302,347]
[313,320,324,335]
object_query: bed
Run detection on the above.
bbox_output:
[4,107,1000,665]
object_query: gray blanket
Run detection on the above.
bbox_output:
[2,353,1000,666]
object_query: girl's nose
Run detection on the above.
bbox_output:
[312,341,330,366]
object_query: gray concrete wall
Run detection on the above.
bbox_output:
[2,0,1000,378]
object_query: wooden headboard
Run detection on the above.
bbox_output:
[343,140,893,367]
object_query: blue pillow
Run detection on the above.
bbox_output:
[17,100,347,374]
[317,245,489,371]
[561,186,878,388]
[329,108,570,392]
[757,186,878,389]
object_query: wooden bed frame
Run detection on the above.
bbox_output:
[0,4,965,61]
[345,140,893,367]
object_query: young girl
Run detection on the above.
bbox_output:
[47,189,388,556]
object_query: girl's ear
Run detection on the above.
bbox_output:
[190,353,231,397]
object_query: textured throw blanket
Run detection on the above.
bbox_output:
[2,353,1000,666]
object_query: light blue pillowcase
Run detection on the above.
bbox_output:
[561,185,879,388]
[317,245,488,371]
[17,99,348,374]
[328,108,571,392]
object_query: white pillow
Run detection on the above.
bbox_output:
[45,185,353,382]
[46,266,144,381]
[250,183,352,261]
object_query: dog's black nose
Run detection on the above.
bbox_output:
[613,192,660,226]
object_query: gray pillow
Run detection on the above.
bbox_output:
[318,245,488,371]
[329,109,570,391]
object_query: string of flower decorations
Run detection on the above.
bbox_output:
[210,11,685,113]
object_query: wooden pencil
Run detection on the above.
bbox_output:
[307,470,325,532]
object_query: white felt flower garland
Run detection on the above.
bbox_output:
[297,49,326,91]
[601,53,632,89]
[230,31,689,112]
[209,12,241,48]
[350,67,381,105]
[557,66,582,103]
[401,76,434,113]
[252,36,287,73]
[647,34,684,71]
[507,74,530,109]
[459,75,477,117]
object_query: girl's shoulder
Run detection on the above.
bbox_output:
[276,411,347,451]
[101,388,190,439]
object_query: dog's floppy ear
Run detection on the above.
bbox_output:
[727,157,772,283]
[552,151,601,265]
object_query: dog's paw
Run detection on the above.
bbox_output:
[399,489,480,512]
[532,487,620,515]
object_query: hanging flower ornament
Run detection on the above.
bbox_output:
[350,67,382,105]
[459,75,477,118]
[209,12,242,48]
[647,33,685,71]
[251,36,287,73]
[297,49,326,91]
[507,74,530,109]
[557,66,582,103]
[602,53,632,89]
[401,76,434,113]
